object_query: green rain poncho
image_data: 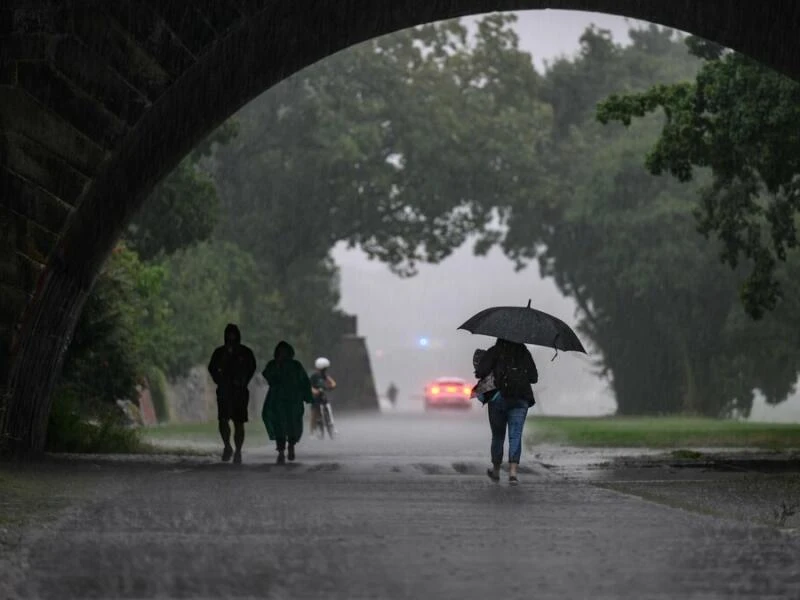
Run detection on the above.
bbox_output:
[261,341,313,443]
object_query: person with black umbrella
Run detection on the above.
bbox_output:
[474,338,538,486]
[460,300,586,485]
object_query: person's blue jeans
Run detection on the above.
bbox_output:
[488,402,529,464]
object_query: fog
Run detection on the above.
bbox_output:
[334,240,612,415]
[333,10,800,420]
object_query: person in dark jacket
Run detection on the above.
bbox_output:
[208,323,257,464]
[474,338,538,485]
[386,382,399,408]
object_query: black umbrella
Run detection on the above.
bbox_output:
[458,300,587,358]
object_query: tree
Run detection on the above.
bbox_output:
[126,122,238,261]
[125,160,218,261]
[211,14,548,274]
[494,25,800,416]
[158,240,300,376]
[597,38,800,318]
[57,244,171,410]
[529,113,800,416]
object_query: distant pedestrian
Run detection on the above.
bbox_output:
[474,338,538,486]
[208,324,257,464]
[262,341,313,464]
[386,382,398,407]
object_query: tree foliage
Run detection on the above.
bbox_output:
[158,240,301,376]
[56,125,241,420]
[57,245,171,411]
[212,14,548,276]
[207,14,550,361]
[125,160,218,261]
[126,122,238,261]
[494,25,800,416]
[598,38,800,318]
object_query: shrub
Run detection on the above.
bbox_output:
[145,366,171,423]
[46,391,144,454]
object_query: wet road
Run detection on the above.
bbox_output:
[10,412,800,599]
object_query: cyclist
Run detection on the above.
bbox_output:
[309,357,336,436]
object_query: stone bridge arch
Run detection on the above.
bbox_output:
[2,0,799,454]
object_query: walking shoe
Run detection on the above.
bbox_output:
[233,451,242,465]
[509,475,519,486]
[287,445,295,461]
[487,468,500,482]
[276,452,286,465]
[221,446,233,462]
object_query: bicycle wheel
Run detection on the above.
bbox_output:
[323,405,335,439]
[316,411,325,438]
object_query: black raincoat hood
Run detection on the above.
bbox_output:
[274,340,295,360]
[224,323,241,345]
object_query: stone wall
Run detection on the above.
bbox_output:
[163,366,215,424]
[158,367,268,424]
[327,332,380,413]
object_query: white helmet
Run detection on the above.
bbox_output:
[314,357,331,370]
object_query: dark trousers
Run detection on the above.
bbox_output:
[219,420,244,450]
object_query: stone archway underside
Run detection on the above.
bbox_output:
[2,0,799,454]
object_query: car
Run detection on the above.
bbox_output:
[424,377,472,410]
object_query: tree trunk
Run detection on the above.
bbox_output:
[1,265,88,457]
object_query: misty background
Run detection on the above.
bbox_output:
[333,10,800,420]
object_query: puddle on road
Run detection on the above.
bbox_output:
[412,463,449,475]
[535,446,800,483]
[306,463,341,472]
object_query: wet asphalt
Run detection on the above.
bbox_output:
[7,412,800,599]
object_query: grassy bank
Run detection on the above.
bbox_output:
[527,416,800,449]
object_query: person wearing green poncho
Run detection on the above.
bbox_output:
[261,340,313,464]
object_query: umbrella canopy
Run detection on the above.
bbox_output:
[458,300,586,354]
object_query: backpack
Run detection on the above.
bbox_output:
[492,347,531,399]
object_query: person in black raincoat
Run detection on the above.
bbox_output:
[474,338,538,486]
[208,323,257,464]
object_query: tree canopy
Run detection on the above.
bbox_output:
[126,121,238,261]
[211,14,548,278]
[598,38,800,319]
[489,26,800,415]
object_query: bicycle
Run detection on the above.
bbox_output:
[315,400,336,439]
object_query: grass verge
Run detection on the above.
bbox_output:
[527,416,800,449]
